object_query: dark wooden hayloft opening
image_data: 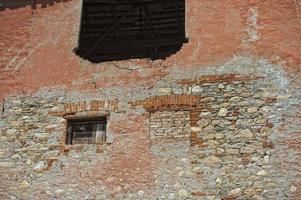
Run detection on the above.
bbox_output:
[75,0,187,63]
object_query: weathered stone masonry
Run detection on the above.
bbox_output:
[0,0,301,199]
[1,58,300,199]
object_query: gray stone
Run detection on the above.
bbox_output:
[106,133,115,144]
[200,97,215,102]
[177,189,188,197]
[240,129,254,138]
[241,92,251,97]
[229,188,241,195]
[9,121,24,127]
[12,154,22,160]
[203,155,221,165]
[221,103,231,108]
[254,116,266,124]
[203,125,215,133]
[257,170,266,176]
[0,162,13,168]
[197,119,211,127]
[55,189,64,197]
[253,195,264,200]
[200,112,212,119]
[215,133,225,139]
[173,88,183,95]
[236,119,253,129]
[34,132,48,141]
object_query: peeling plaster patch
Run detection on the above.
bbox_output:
[241,7,261,49]
[192,42,202,59]
[246,7,260,42]
[295,0,301,17]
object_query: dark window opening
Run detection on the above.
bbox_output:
[66,117,107,145]
[75,0,188,63]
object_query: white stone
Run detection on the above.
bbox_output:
[218,83,224,89]
[204,155,221,165]
[290,185,297,192]
[55,189,64,197]
[173,183,180,188]
[207,196,217,200]
[216,177,222,184]
[158,88,172,95]
[105,176,114,183]
[191,127,202,132]
[229,96,241,102]
[19,180,29,189]
[178,171,184,176]
[168,193,175,199]
[264,155,269,163]
[277,94,292,100]
[218,108,228,117]
[173,88,183,95]
[45,124,58,130]
[6,129,17,135]
[12,154,21,160]
[106,133,115,144]
[0,137,7,142]
[138,190,144,196]
[247,107,258,113]
[253,195,264,200]
[0,162,12,168]
[191,86,202,94]
[34,161,45,172]
[50,106,62,112]
[229,188,241,195]
[257,170,266,176]
[193,166,201,172]
[200,112,212,118]
[178,189,188,197]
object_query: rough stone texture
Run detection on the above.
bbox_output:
[0,0,300,199]
[0,0,300,101]
[0,57,300,199]
[150,111,191,140]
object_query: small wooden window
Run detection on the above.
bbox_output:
[66,117,107,145]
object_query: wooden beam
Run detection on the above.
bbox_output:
[83,6,135,57]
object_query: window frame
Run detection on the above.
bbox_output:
[66,117,107,145]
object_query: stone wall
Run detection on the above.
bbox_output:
[0,0,300,101]
[150,111,191,140]
[0,0,300,199]
[0,57,300,199]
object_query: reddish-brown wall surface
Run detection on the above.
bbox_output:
[0,0,300,100]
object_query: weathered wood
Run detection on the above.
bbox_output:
[77,0,187,62]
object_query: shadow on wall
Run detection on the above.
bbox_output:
[0,0,72,11]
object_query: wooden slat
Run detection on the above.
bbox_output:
[77,0,187,62]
